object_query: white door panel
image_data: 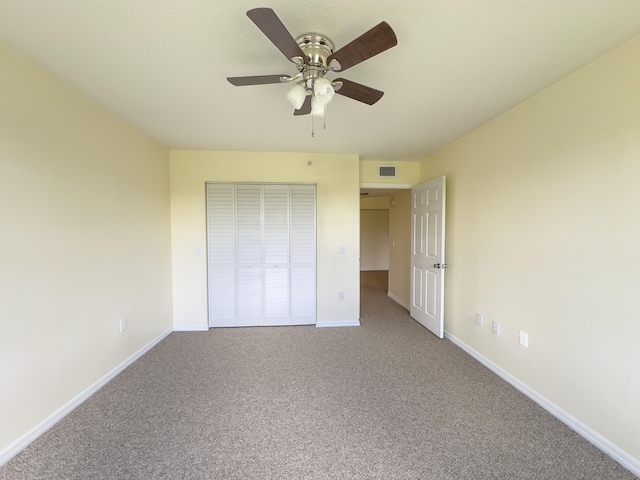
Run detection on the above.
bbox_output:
[265,266,289,319]
[412,266,424,310]
[291,267,316,324]
[410,176,446,338]
[237,267,262,321]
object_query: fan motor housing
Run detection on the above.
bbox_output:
[295,34,334,68]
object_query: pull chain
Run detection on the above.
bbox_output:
[310,103,329,137]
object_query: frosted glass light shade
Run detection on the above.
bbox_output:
[286,84,307,109]
[311,96,325,116]
[313,77,335,105]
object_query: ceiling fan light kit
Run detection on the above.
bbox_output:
[311,96,326,117]
[227,7,397,129]
[286,83,307,109]
[313,77,335,105]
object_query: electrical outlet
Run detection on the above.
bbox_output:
[338,292,345,300]
[519,331,529,347]
[476,313,484,326]
[119,318,127,333]
[492,320,500,334]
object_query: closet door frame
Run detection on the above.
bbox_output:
[206,182,316,327]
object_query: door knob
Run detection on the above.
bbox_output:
[433,263,448,269]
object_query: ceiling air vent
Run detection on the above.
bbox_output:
[378,165,396,177]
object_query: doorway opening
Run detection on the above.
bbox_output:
[359,187,411,309]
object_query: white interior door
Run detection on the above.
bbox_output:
[410,176,446,338]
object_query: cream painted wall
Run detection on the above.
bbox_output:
[360,198,391,272]
[388,190,411,308]
[420,37,640,463]
[0,44,173,455]
[170,150,360,329]
[360,196,390,210]
[360,209,389,271]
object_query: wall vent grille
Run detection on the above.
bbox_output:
[378,165,396,177]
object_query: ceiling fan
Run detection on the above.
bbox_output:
[227,8,397,117]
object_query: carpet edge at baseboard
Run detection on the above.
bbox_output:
[444,330,640,478]
[0,327,173,468]
[387,292,409,310]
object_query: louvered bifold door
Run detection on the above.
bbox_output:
[207,183,316,327]
[235,184,263,325]
[263,184,291,325]
[290,185,316,325]
[206,183,236,327]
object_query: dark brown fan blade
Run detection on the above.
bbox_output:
[293,95,312,116]
[333,78,384,105]
[328,22,397,72]
[247,8,305,63]
[227,75,291,86]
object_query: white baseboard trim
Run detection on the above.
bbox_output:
[316,320,361,328]
[444,330,640,478]
[0,327,173,468]
[387,292,409,310]
[173,325,209,332]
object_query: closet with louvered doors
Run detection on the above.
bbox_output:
[206,183,316,327]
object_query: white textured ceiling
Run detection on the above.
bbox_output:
[1,1,639,161]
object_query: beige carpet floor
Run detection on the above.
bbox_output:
[0,271,636,479]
